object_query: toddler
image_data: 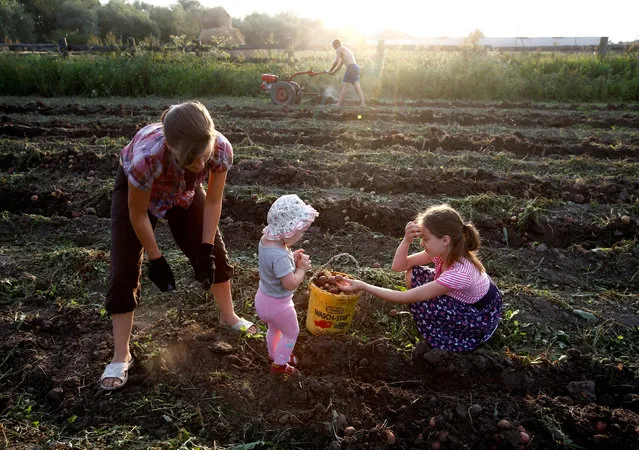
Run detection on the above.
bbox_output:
[255,194,318,376]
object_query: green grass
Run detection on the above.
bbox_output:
[1,50,639,101]
[0,53,279,98]
[0,393,218,449]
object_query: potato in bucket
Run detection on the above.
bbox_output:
[306,269,361,335]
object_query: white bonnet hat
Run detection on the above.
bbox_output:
[263,194,319,240]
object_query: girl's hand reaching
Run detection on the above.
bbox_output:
[404,220,421,242]
[337,277,364,293]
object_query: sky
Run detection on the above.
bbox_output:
[124,0,639,43]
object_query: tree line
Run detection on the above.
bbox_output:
[0,0,348,48]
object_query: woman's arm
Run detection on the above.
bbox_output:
[202,170,227,244]
[341,278,450,305]
[128,181,161,259]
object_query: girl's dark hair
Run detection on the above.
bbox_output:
[418,204,485,272]
[161,101,217,168]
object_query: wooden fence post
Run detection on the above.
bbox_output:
[58,38,68,58]
[376,40,385,73]
[285,37,295,62]
[598,37,608,58]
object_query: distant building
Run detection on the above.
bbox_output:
[481,37,602,48]
[367,35,604,49]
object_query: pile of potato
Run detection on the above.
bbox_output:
[313,269,351,294]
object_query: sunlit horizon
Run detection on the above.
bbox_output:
[101,0,639,43]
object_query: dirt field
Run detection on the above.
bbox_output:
[0,96,638,449]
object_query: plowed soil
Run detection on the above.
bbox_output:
[0,97,638,449]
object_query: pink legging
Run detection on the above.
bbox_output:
[255,288,299,365]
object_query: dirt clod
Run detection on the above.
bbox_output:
[567,380,597,402]
[48,387,64,401]
[469,404,483,417]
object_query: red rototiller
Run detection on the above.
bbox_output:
[260,70,331,105]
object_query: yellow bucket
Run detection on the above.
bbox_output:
[306,271,361,335]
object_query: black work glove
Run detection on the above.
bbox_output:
[148,256,175,292]
[194,243,215,290]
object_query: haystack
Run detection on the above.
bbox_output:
[199,7,245,46]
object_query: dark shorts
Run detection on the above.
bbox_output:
[343,64,360,84]
[408,266,503,352]
[105,167,234,315]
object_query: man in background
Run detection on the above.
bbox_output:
[328,39,366,108]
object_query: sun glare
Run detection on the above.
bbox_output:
[103,0,639,42]
[221,0,639,42]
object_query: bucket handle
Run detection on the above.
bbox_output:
[318,252,362,278]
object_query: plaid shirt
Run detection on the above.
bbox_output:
[120,123,233,218]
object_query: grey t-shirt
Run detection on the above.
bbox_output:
[258,241,295,298]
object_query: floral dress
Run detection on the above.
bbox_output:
[409,265,503,351]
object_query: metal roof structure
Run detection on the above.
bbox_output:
[366,36,604,48]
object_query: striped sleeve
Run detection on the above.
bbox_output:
[434,261,472,291]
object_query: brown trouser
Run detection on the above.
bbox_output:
[106,167,233,314]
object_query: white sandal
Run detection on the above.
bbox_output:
[221,317,257,334]
[100,359,134,391]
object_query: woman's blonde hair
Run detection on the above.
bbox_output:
[418,204,485,272]
[161,101,217,168]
